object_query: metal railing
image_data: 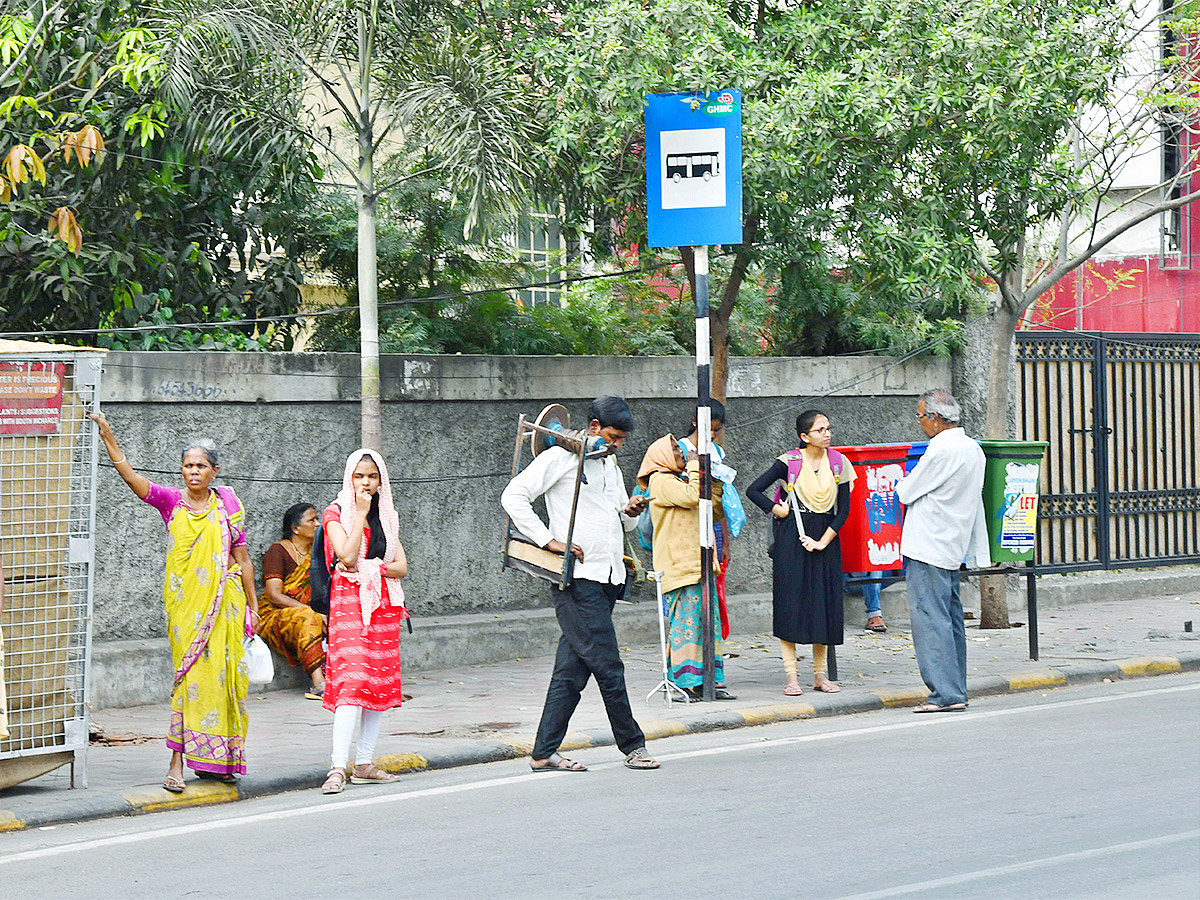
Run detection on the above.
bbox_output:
[0,351,102,788]
[1017,332,1200,573]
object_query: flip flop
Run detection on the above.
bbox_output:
[196,771,237,783]
[530,752,587,772]
[913,701,967,713]
[162,775,185,793]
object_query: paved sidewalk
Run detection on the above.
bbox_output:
[2,592,1198,831]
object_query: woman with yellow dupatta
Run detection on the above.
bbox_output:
[259,503,326,699]
[90,413,258,793]
[747,410,856,697]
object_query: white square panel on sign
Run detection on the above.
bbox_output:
[661,128,726,210]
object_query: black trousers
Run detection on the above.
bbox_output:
[532,578,646,759]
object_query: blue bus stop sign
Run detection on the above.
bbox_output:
[645,89,743,248]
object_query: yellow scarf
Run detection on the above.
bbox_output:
[789,450,836,514]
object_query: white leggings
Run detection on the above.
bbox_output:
[330,705,385,770]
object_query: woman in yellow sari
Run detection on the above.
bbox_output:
[90,413,258,793]
[259,503,326,699]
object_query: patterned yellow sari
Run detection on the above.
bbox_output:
[151,484,250,776]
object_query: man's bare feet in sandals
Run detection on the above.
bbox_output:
[784,675,803,696]
[530,752,587,772]
[813,678,841,693]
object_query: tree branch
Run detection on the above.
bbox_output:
[1023,182,1200,308]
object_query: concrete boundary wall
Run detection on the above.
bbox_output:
[90,350,949,707]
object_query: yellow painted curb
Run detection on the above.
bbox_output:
[375,753,428,774]
[558,733,597,752]
[0,810,24,832]
[126,781,237,813]
[502,739,534,756]
[874,688,929,707]
[1118,657,1182,677]
[640,719,691,740]
[1008,670,1068,690]
[739,703,816,725]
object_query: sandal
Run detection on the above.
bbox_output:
[321,768,347,794]
[162,774,185,794]
[624,747,660,770]
[784,676,803,696]
[865,616,888,633]
[196,771,237,784]
[530,752,587,772]
[913,701,967,713]
[813,679,841,693]
[350,763,399,784]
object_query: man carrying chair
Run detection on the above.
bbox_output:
[501,396,660,772]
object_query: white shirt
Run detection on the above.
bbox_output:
[896,427,992,570]
[501,446,636,586]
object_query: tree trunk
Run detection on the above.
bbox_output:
[357,10,382,452]
[710,216,758,404]
[978,286,1023,629]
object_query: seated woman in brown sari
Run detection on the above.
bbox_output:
[259,503,326,699]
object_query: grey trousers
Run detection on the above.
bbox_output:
[904,558,968,707]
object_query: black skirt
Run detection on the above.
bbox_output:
[770,509,844,645]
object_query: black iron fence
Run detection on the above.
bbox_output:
[1017,332,1200,573]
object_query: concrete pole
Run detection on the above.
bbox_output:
[357,5,382,452]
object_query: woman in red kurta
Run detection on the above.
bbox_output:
[319,449,409,794]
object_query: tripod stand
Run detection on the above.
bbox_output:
[645,570,693,706]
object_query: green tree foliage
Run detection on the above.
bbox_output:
[0,0,317,346]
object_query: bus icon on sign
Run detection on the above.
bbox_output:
[666,152,720,182]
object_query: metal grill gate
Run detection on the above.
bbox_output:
[0,348,102,789]
[1017,332,1200,573]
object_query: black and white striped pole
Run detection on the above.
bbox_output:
[694,244,716,702]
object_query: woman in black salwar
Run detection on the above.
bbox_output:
[747,410,856,696]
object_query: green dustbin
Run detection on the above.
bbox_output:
[979,440,1049,563]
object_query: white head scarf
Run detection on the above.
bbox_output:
[334,448,406,630]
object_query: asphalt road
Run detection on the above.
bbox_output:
[3,675,1198,900]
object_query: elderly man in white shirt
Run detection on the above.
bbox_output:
[501,395,660,772]
[896,389,992,713]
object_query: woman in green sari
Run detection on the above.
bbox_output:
[90,413,259,793]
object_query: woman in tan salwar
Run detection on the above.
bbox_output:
[259,503,326,699]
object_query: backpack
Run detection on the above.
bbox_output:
[309,523,334,615]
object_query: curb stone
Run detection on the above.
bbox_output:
[3,650,1197,832]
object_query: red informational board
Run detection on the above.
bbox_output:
[0,362,65,435]
[837,444,910,572]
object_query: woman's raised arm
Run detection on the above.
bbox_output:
[88,412,150,500]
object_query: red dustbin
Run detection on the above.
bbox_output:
[835,443,910,572]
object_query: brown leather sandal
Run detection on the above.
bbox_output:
[321,768,347,794]
[350,763,399,784]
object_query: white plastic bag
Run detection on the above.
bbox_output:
[244,635,274,685]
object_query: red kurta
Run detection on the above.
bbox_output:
[321,503,405,712]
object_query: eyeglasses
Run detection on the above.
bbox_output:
[808,426,832,434]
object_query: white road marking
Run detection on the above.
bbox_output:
[825,829,1200,900]
[1,680,1197,866]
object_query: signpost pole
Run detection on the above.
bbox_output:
[695,245,716,702]
[644,88,742,704]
